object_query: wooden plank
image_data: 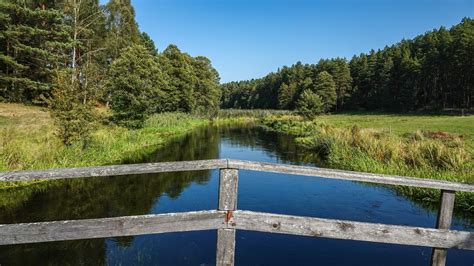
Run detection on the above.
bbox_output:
[218,168,239,211]
[216,229,236,266]
[228,160,474,192]
[0,159,227,182]
[230,211,474,250]
[431,190,456,266]
[217,168,238,266]
[0,210,226,245]
[2,159,473,193]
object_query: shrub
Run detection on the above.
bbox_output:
[296,90,324,119]
[48,71,94,146]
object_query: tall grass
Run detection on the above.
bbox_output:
[262,115,474,211]
[217,109,293,118]
[213,109,294,125]
[0,107,208,189]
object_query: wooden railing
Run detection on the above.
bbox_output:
[1,159,473,266]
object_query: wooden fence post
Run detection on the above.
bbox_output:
[216,168,238,266]
[430,190,455,266]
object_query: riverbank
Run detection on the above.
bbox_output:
[0,103,209,189]
[261,114,474,211]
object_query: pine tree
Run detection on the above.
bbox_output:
[450,18,473,108]
[315,58,352,111]
[48,70,94,146]
[278,83,294,109]
[140,32,158,56]
[0,1,72,102]
[296,89,324,119]
[314,71,337,112]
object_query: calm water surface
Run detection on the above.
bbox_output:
[0,125,473,265]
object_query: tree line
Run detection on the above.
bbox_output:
[221,18,473,113]
[0,0,221,138]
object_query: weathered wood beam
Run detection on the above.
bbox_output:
[229,160,474,192]
[2,159,473,193]
[0,159,228,182]
[1,208,472,252]
[216,168,239,266]
[230,211,474,250]
[218,168,239,211]
[431,190,456,266]
[0,210,226,245]
[216,229,236,266]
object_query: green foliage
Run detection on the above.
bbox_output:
[296,90,324,119]
[158,45,221,116]
[262,114,474,210]
[48,71,94,146]
[217,109,293,118]
[161,44,196,112]
[105,44,166,128]
[140,32,158,56]
[1,0,222,119]
[192,56,221,116]
[221,18,474,112]
[0,1,72,103]
[61,0,107,104]
[315,58,352,110]
[0,103,208,184]
[104,0,141,62]
[314,71,337,112]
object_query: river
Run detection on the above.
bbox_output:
[0,125,472,265]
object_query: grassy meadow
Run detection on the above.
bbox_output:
[261,113,474,211]
[314,112,474,140]
[212,109,294,125]
[1,104,473,211]
[0,103,209,189]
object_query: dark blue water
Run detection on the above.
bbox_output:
[0,125,472,265]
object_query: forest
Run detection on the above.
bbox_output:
[0,1,473,264]
[1,1,473,128]
[221,18,473,113]
[0,0,221,132]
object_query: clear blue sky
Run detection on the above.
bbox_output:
[123,0,473,82]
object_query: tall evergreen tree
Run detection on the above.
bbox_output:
[315,58,352,110]
[140,32,158,56]
[0,1,72,102]
[314,71,337,112]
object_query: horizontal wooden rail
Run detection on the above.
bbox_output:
[0,210,226,245]
[1,160,473,266]
[230,211,474,251]
[1,159,472,192]
[0,159,227,182]
[230,160,474,192]
[1,210,473,251]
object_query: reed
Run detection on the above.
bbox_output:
[262,114,474,211]
[0,105,209,189]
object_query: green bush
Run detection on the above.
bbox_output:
[48,71,94,146]
[105,44,167,128]
[296,90,324,119]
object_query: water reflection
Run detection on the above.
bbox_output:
[0,126,221,265]
[0,125,472,265]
